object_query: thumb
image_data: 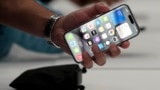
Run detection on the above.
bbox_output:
[62,3,110,31]
[82,3,109,18]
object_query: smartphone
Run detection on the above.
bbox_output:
[64,4,140,63]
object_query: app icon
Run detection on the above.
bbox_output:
[76,54,82,61]
[94,36,101,43]
[69,41,77,47]
[116,23,132,39]
[80,26,87,33]
[83,33,90,40]
[101,33,107,39]
[95,19,101,26]
[105,23,112,29]
[87,41,93,46]
[98,26,104,32]
[105,41,110,46]
[74,47,80,53]
[110,9,126,26]
[98,43,104,49]
[108,29,115,36]
[102,16,108,22]
[112,36,119,42]
[91,30,97,36]
[66,33,73,40]
[87,22,94,30]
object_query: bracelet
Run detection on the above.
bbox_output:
[44,15,62,48]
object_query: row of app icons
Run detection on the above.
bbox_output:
[80,22,112,33]
[83,29,115,40]
[86,36,119,47]
[68,36,118,52]
[80,14,112,33]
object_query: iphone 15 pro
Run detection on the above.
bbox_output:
[64,4,140,63]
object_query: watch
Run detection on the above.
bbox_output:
[44,15,62,48]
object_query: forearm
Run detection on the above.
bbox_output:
[0,0,55,37]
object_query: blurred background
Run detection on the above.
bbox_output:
[0,0,160,90]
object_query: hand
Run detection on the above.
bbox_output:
[52,3,130,68]
[70,0,124,6]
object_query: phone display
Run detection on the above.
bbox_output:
[64,4,140,63]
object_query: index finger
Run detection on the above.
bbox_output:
[82,3,109,18]
[119,41,130,49]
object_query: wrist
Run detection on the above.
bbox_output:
[44,15,63,48]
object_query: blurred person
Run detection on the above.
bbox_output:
[0,0,129,68]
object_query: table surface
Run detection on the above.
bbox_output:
[1,0,160,90]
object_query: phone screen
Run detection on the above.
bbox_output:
[64,4,140,63]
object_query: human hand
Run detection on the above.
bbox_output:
[70,0,124,6]
[52,3,130,68]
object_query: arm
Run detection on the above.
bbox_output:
[0,0,54,36]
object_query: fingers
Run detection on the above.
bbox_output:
[82,43,127,68]
[82,52,93,68]
[82,45,106,68]
[105,41,130,58]
[82,3,109,18]
[119,41,130,49]
[92,45,106,66]
[107,44,121,58]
